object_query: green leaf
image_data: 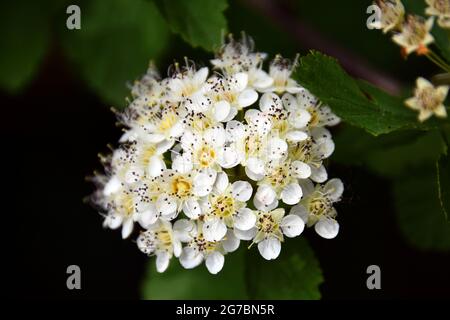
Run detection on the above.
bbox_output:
[158,0,228,51]
[142,248,248,299]
[334,125,445,178]
[295,52,427,136]
[394,169,450,251]
[61,0,170,108]
[0,1,54,92]
[245,238,323,300]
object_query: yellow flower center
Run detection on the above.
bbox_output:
[170,175,192,198]
[197,146,216,168]
[158,112,177,133]
[418,87,442,111]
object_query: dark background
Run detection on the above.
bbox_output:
[3,0,450,299]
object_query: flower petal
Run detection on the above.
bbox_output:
[182,199,202,219]
[180,247,203,269]
[281,214,305,238]
[232,181,253,202]
[280,183,303,205]
[315,218,339,239]
[156,252,170,273]
[257,238,281,260]
[203,218,227,242]
[238,89,258,108]
[234,208,256,231]
[222,229,240,252]
[205,252,225,274]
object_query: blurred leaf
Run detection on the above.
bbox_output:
[142,248,248,299]
[295,52,427,136]
[334,125,445,177]
[157,0,228,51]
[245,238,323,300]
[394,169,450,251]
[0,1,54,92]
[61,0,169,108]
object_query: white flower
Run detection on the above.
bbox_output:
[282,90,340,128]
[211,34,273,91]
[392,15,435,56]
[137,219,195,272]
[405,77,448,122]
[179,222,240,274]
[263,55,302,94]
[288,127,335,183]
[425,0,450,28]
[200,172,255,241]
[165,65,211,114]
[250,206,304,260]
[368,0,405,33]
[102,186,139,239]
[206,73,258,120]
[290,178,343,239]
[180,125,240,170]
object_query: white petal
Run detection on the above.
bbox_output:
[257,238,281,260]
[137,205,158,228]
[254,197,279,212]
[238,89,258,108]
[182,199,201,219]
[179,247,203,269]
[169,121,184,139]
[281,93,297,111]
[105,214,123,230]
[315,218,339,239]
[281,214,305,238]
[233,72,249,91]
[173,218,196,242]
[286,130,309,142]
[222,229,240,252]
[267,137,287,160]
[226,120,245,142]
[231,181,253,202]
[234,208,256,231]
[323,178,344,202]
[289,203,309,224]
[205,252,225,274]
[213,101,231,122]
[310,165,328,183]
[281,183,303,205]
[147,156,166,177]
[259,92,282,113]
[103,176,121,196]
[193,171,216,196]
[290,109,311,128]
[194,67,209,84]
[204,126,226,147]
[214,172,229,194]
[246,157,265,177]
[173,239,182,257]
[252,70,273,89]
[156,252,170,273]
[255,184,277,205]
[299,179,315,197]
[291,160,311,179]
[218,146,241,169]
[172,154,193,174]
[234,227,257,240]
[156,194,177,218]
[121,218,134,239]
[203,218,227,242]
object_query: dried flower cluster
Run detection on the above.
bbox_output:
[91,35,344,274]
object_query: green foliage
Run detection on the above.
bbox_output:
[437,152,450,221]
[394,169,450,250]
[156,0,228,52]
[61,0,170,108]
[142,239,323,300]
[334,126,444,177]
[142,248,248,299]
[295,52,426,136]
[245,238,323,300]
[0,1,55,92]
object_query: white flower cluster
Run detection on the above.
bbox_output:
[92,35,344,274]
